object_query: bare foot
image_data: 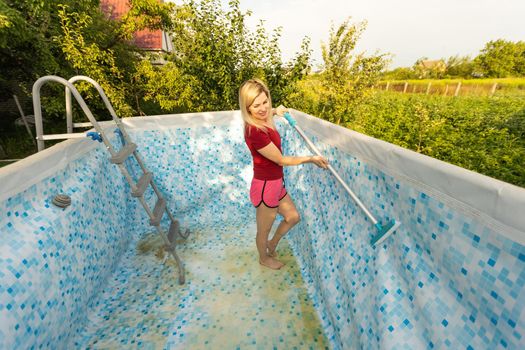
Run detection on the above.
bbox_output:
[267,241,277,257]
[259,256,284,270]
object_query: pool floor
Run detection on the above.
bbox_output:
[73,220,329,349]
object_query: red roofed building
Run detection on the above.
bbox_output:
[100,0,173,54]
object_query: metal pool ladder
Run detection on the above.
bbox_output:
[32,75,188,284]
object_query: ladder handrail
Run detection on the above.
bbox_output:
[33,75,188,283]
[33,75,116,155]
[65,76,139,154]
[65,76,182,224]
[66,76,121,133]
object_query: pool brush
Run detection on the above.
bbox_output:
[283,112,401,246]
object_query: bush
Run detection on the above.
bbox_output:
[349,92,525,187]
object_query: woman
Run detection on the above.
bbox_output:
[239,79,329,270]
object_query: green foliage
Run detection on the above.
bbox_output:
[290,19,389,125]
[349,92,525,187]
[56,4,134,117]
[136,0,311,113]
[295,71,525,187]
[398,56,475,80]
[54,0,178,118]
[383,39,525,80]
[475,39,525,78]
[118,0,175,40]
[134,59,199,112]
[0,0,176,121]
[0,13,10,29]
[0,0,60,94]
[376,78,525,97]
[382,67,417,80]
[445,55,475,78]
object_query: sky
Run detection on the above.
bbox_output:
[237,0,525,69]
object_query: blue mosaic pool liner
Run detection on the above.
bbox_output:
[1,114,523,349]
[279,122,524,350]
[0,145,136,349]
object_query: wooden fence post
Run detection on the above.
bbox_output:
[454,81,462,97]
[426,82,432,95]
[490,82,498,97]
[385,81,390,91]
[403,82,408,93]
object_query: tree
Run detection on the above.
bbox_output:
[56,0,178,118]
[381,67,416,80]
[445,55,474,78]
[136,0,311,113]
[118,0,175,40]
[0,0,176,121]
[56,4,135,117]
[474,39,525,77]
[0,0,64,97]
[315,19,389,125]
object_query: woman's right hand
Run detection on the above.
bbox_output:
[310,156,329,169]
[273,105,288,117]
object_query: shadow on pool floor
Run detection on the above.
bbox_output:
[73,220,330,349]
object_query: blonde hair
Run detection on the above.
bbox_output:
[239,78,274,133]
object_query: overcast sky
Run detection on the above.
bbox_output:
[238,0,525,68]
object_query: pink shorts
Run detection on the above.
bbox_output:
[250,178,287,208]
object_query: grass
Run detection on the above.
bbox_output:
[381,77,525,86]
[377,78,525,97]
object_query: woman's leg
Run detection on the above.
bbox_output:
[268,194,300,256]
[256,204,284,269]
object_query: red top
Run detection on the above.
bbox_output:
[244,125,284,180]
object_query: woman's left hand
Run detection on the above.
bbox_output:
[310,156,329,169]
[273,105,288,117]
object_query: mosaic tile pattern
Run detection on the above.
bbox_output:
[1,116,524,350]
[0,145,136,349]
[279,122,525,350]
[123,125,254,231]
[73,219,329,349]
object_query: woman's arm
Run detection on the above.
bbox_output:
[257,142,328,168]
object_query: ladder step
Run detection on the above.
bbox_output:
[168,220,180,244]
[131,172,153,197]
[149,198,166,226]
[110,143,137,164]
[73,122,93,128]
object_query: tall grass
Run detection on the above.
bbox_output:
[377,78,525,97]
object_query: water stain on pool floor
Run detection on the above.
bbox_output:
[74,221,329,349]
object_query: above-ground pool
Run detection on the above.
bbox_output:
[1,109,524,349]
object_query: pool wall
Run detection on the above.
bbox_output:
[0,111,524,349]
[280,111,524,349]
[0,135,137,349]
[0,112,254,349]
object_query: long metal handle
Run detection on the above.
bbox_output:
[66,76,124,132]
[284,112,379,225]
[33,76,115,153]
[64,76,165,204]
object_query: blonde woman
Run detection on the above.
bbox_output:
[239,79,328,270]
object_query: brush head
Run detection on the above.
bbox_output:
[370,220,401,246]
